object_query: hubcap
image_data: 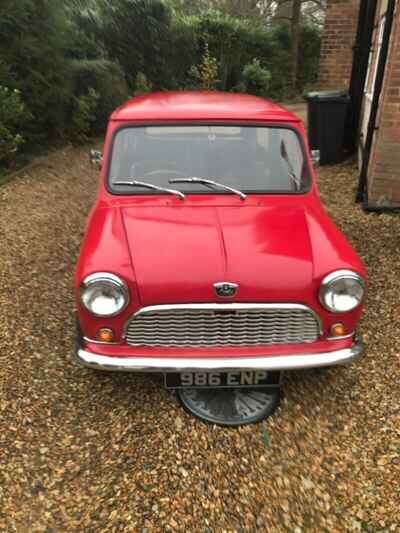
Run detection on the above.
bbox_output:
[177,388,280,426]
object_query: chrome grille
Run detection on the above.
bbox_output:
[125,304,320,348]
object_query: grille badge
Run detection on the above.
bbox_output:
[214,282,238,298]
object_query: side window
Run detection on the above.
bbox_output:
[255,128,307,191]
[110,129,139,179]
[280,129,304,179]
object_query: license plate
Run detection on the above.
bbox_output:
[164,370,282,390]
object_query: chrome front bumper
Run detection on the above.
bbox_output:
[74,341,363,372]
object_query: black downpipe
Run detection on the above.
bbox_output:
[356,0,396,207]
[346,0,377,154]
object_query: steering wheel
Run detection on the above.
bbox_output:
[142,169,187,179]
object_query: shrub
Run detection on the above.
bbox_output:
[193,11,253,89]
[169,12,317,99]
[0,87,31,165]
[0,60,13,88]
[189,43,220,90]
[166,14,200,90]
[69,59,129,131]
[134,72,153,95]
[0,0,73,143]
[238,59,271,97]
[100,0,172,88]
[70,88,100,143]
[259,23,292,99]
[297,25,322,92]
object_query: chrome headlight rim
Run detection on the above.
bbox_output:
[80,272,129,317]
[319,269,365,313]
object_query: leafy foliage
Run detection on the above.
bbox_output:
[134,72,153,95]
[64,0,105,60]
[162,11,320,98]
[190,44,220,90]
[0,87,31,164]
[238,59,271,97]
[298,24,321,90]
[99,0,172,87]
[0,0,323,171]
[70,88,100,143]
[69,59,129,130]
[0,0,72,142]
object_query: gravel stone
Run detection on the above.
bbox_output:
[0,148,399,531]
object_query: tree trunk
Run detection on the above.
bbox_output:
[289,0,301,96]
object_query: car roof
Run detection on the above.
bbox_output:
[110,91,301,123]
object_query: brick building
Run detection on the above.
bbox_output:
[318,0,400,209]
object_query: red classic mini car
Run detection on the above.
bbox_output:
[74,92,366,425]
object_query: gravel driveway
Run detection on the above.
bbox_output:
[0,146,399,532]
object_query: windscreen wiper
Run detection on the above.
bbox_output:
[113,180,185,199]
[169,177,247,200]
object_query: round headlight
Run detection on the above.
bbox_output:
[319,270,365,313]
[80,273,129,317]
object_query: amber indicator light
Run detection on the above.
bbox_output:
[97,328,115,343]
[330,323,346,337]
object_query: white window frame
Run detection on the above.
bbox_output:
[366,16,386,101]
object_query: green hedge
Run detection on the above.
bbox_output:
[0,0,322,171]
[99,5,321,99]
[69,59,129,132]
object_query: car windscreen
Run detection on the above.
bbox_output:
[108,125,311,194]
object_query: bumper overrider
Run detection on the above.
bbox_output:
[74,335,363,373]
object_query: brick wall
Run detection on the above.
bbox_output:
[368,5,400,207]
[318,0,360,89]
